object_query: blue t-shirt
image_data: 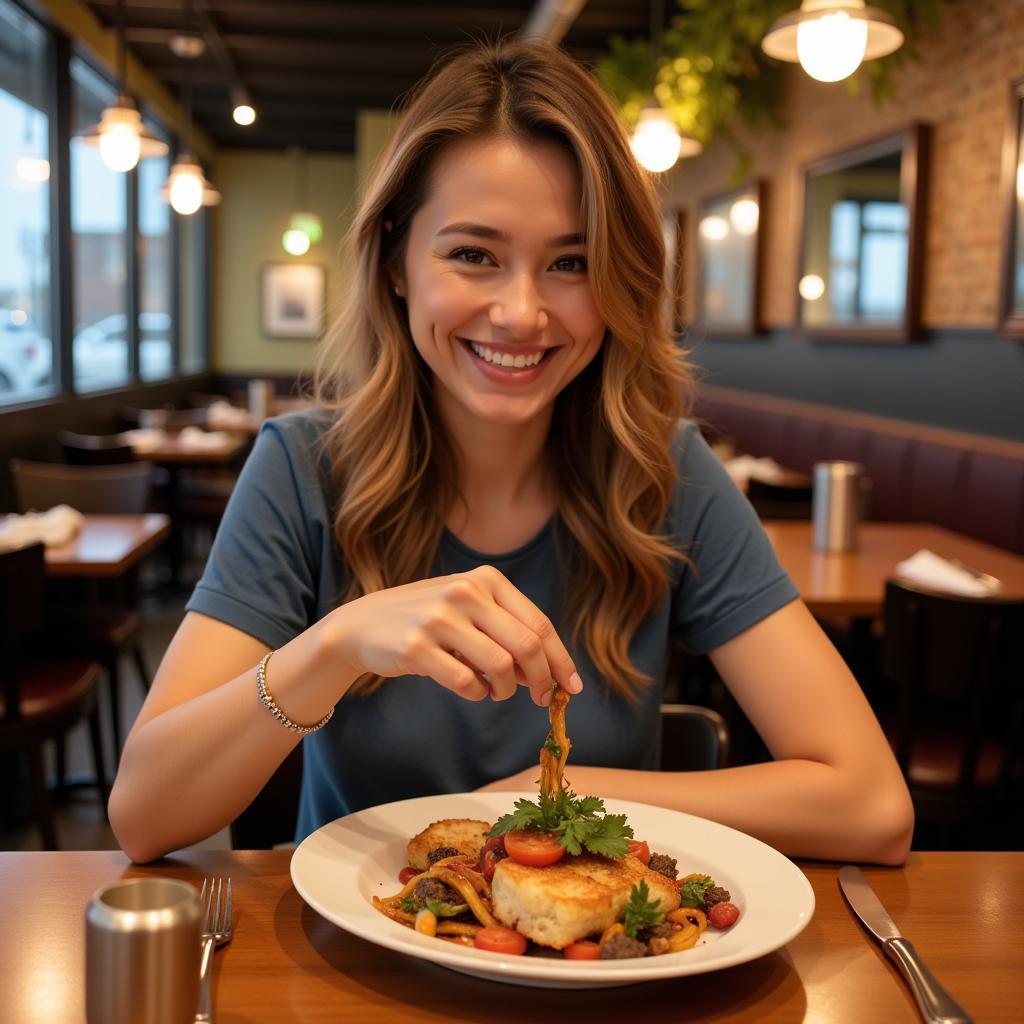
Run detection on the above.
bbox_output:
[186,411,798,840]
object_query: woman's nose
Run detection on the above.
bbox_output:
[488,274,548,337]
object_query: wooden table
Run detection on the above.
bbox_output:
[0,850,1018,1023]
[42,514,170,578]
[764,521,1024,617]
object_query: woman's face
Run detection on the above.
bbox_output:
[396,135,606,430]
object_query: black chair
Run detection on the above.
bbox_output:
[229,703,731,850]
[9,460,156,759]
[746,477,813,520]
[659,703,730,771]
[0,543,108,849]
[880,579,1024,850]
[58,431,136,465]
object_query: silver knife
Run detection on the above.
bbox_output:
[838,866,973,1024]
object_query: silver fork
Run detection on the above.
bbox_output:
[196,877,234,1023]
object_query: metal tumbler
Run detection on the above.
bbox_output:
[812,461,864,552]
[247,378,274,422]
[86,878,201,1024]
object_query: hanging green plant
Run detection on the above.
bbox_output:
[596,0,960,161]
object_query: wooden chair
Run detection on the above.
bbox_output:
[229,703,731,850]
[880,579,1024,850]
[9,460,156,759]
[0,543,108,849]
[58,431,136,466]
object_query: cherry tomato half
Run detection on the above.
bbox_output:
[398,866,421,885]
[478,835,506,882]
[474,926,528,955]
[627,839,651,866]
[563,940,601,960]
[503,829,566,867]
[708,902,740,928]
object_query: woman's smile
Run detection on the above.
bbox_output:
[460,338,559,384]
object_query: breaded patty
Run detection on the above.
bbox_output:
[406,818,492,871]
[491,852,681,949]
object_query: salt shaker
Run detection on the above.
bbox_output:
[247,378,274,422]
[812,461,865,552]
[86,877,201,1024]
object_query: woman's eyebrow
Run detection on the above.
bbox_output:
[436,221,585,247]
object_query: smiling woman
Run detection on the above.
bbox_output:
[109,39,913,871]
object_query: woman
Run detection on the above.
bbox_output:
[110,40,913,865]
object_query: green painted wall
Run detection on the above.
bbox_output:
[209,150,357,375]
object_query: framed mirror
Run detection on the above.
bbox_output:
[695,181,765,335]
[998,78,1024,337]
[797,124,929,342]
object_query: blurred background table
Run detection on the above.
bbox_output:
[42,514,170,579]
[0,849,1019,1023]
[764,520,1024,617]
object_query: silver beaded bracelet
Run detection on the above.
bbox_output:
[256,651,334,734]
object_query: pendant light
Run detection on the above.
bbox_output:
[281,147,322,255]
[162,2,220,215]
[630,0,701,173]
[77,0,168,171]
[762,0,904,83]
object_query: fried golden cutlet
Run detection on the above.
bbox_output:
[406,818,492,871]
[491,852,681,949]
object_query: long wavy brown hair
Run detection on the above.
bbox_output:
[315,39,693,699]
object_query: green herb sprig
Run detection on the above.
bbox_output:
[678,873,715,909]
[487,789,633,858]
[623,881,664,938]
[399,896,467,918]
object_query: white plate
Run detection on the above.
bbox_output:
[290,792,814,989]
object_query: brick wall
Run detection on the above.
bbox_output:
[665,0,1024,329]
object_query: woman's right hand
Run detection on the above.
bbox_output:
[331,564,582,705]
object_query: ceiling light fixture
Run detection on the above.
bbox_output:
[762,0,904,83]
[629,0,701,173]
[77,0,168,172]
[231,86,256,126]
[161,1,219,215]
[281,147,322,254]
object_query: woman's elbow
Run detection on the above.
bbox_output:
[108,779,166,865]
[857,780,915,866]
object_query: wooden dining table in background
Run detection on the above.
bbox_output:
[41,513,170,579]
[763,520,1024,618]
[0,848,1019,1023]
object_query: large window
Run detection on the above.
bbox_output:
[70,56,129,393]
[138,122,173,381]
[0,0,52,405]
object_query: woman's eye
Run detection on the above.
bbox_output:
[552,255,587,273]
[449,247,493,266]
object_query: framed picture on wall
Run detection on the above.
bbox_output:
[260,263,326,339]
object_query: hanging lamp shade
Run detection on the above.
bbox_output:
[78,95,168,172]
[161,153,220,215]
[630,103,701,173]
[762,0,903,83]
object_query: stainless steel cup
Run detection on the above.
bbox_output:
[812,461,864,552]
[86,878,201,1024]
[247,378,274,422]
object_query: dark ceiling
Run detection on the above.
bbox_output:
[82,1,656,153]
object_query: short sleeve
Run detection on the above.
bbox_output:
[185,417,326,649]
[669,422,799,654]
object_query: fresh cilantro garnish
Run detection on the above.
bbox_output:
[399,896,467,918]
[487,789,632,858]
[622,881,663,938]
[543,733,562,758]
[679,874,715,909]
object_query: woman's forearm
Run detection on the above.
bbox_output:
[109,612,359,863]
[491,760,913,865]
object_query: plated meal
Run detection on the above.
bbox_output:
[371,689,741,960]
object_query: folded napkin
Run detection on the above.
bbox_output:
[206,400,252,429]
[894,548,1001,598]
[724,455,787,489]
[0,504,85,551]
[178,426,232,450]
[121,427,167,454]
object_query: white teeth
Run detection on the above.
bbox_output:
[469,341,545,369]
